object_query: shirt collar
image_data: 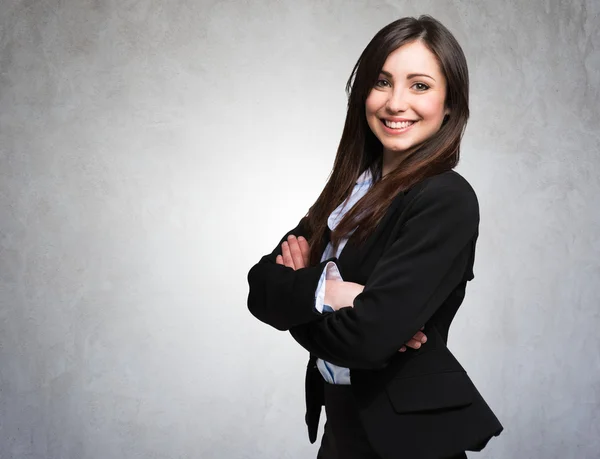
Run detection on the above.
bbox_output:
[356,168,373,185]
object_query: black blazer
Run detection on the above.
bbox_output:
[247,170,503,459]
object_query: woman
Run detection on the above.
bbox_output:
[247,15,503,459]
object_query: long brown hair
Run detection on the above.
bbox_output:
[304,15,470,266]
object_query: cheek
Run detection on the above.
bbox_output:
[365,96,383,132]
[416,96,446,122]
[365,95,380,118]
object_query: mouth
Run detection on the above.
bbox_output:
[380,119,417,133]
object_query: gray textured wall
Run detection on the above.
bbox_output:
[1,0,599,458]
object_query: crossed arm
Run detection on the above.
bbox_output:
[276,234,427,353]
[248,178,479,369]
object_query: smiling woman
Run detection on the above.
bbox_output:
[247,15,502,459]
[366,41,450,175]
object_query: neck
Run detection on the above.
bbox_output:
[382,149,409,178]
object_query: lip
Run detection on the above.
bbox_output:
[380,118,417,135]
[381,117,416,123]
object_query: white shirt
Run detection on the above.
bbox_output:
[313,168,374,385]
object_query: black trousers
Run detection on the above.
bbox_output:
[316,383,467,459]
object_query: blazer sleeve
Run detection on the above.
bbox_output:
[289,178,479,369]
[247,216,338,331]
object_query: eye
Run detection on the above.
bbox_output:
[412,82,430,91]
[375,79,391,88]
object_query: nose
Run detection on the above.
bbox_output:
[386,87,409,113]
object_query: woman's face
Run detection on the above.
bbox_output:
[365,40,449,172]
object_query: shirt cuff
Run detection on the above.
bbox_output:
[314,261,343,313]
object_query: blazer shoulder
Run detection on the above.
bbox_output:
[410,170,478,206]
[401,170,479,227]
[424,169,476,194]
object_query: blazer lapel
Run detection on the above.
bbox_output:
[338,190,407,283]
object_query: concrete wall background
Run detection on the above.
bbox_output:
[1,0,598,458]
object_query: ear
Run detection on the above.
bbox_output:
[442,108,451,124]
[442,108,450,125]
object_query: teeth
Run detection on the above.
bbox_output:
[384,120,415,129]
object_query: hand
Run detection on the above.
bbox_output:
[324,280,364,311]
[399,327,427,352]
[275,235,310,270]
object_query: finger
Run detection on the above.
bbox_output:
[287,235,304,269]
[297,236,310,267]
[276,254,283,265]
[281,241,296,270]
[398,346,406,352]
[405,339,422,350]
[412,331,427,343]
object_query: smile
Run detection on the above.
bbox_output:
[380,119,417,133]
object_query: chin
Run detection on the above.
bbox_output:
[383,142,413,153]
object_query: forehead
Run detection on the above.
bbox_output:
[380,40,442,77]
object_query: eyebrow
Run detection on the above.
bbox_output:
[380,70,436,82]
